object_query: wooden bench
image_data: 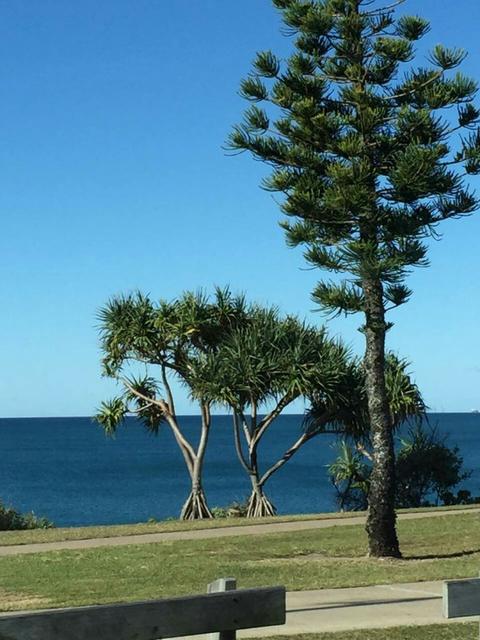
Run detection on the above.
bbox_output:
[0,578,285,640]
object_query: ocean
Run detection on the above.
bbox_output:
[0,413,478,527]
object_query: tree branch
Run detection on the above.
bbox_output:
[252,393,295,449]
[161,363,176,416]
[122,377,196,473]
[259,431,313,486]
[232,412,253,475]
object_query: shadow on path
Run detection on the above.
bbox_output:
[288,594,440,614]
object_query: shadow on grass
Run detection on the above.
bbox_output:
[406,548,480,561]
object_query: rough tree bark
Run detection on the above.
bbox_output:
[363,279,401,558]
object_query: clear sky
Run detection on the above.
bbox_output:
[1,0,479,417]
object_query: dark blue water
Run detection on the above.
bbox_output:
[0,414,478,526]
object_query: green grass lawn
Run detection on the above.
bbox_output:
[0,512,478,611]
[0,503,477,546]
[251,625,477,640]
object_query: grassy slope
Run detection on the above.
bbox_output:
[0,504,477,546]
[251,625,477,640]
[0,512,478,611]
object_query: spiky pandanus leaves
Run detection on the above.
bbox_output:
[210,307,350,410]
[95,376,167,439]
[230,0,479,556]
[306,352,425,440]
[328,440,371,511]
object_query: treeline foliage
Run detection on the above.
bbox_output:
[0,501,53,531]
[329,425,473,511]
[96,288,460,520]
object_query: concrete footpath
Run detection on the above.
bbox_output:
[0,507,478,557]
[172,580,478,638]
[241,580,477,636]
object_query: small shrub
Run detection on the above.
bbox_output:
[328,441,370,511]
[212,500,249,519]
[396,425,470,508]
[0,501,54,530]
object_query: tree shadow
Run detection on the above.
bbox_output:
[406,548,480,560]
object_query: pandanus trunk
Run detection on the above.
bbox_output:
[180,481,213,520]
[232,411,313,518]
[246,472,276,518]
[363,279,401,558]
[177,405,213,520]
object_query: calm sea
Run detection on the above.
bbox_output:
[0,413,478,526]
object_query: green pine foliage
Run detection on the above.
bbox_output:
[229,0,480,316]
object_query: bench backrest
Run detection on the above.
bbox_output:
[0,585,286,640]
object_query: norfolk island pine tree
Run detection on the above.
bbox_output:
[229,0,480,556]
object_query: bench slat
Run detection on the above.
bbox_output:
[0,587,286,640]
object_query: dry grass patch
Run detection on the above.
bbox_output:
[0,589,51,612]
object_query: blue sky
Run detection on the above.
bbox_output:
[1,0,479,417]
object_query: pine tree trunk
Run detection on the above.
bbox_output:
[246,472,277,518]
[363,278,401,558]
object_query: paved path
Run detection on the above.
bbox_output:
[241,580,477,637]
[174,580,477,638]
[0,507,478,556]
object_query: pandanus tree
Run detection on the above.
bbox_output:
[206,306,351,517]
[96,288,248,520]
[230,0,480,556]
